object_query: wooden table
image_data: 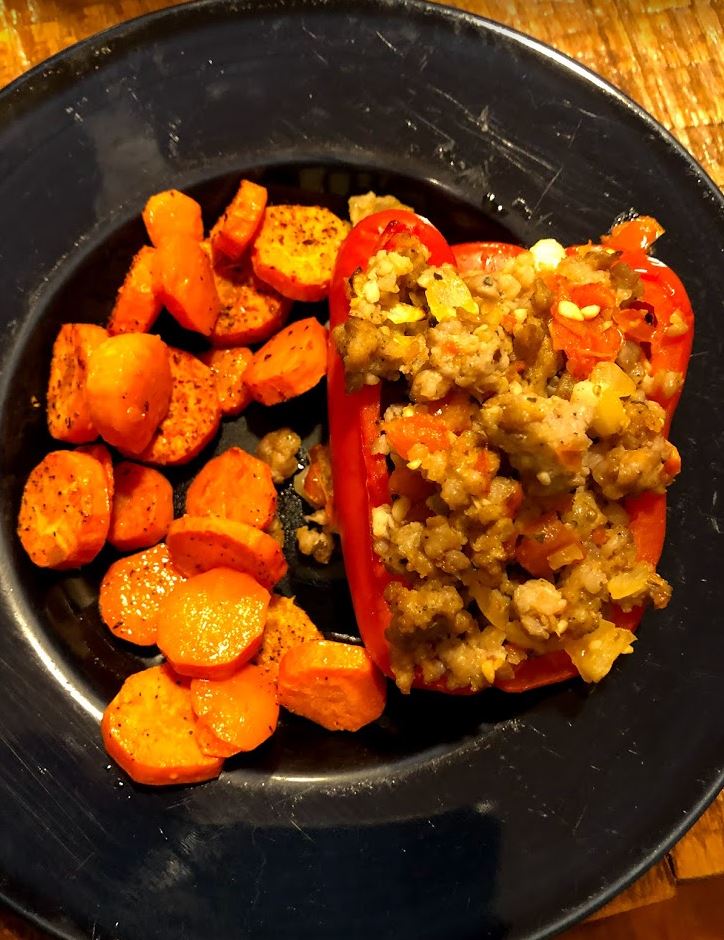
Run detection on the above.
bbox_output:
[0,1,722,937]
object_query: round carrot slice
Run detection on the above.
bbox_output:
[76,443,114,503]
[18,450,111,569]
[86,333,172,454]
[278,640,387,732]
[102,664,223,786]
[166,514,287,588]
[142,189,203,246]
[244,317,328,406]
[190,664,279,756]
[209,258,291,347]
[185,447,277,530]
[199,347,253,417]
[210,179,267,262]
[156,567,270,678]
[108,462,174,552]
[108,246,162,336]
[46,322,108,444]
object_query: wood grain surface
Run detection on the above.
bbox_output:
[0,0,722,938]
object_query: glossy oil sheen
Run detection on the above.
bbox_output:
[0,2,722,939]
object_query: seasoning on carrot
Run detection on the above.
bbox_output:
[156,236,221,336]
[255,595,322,675]
[86,333,172,454]
[108,462,174,552]
[18,450,111,569]
[156,567,270,678]
[245,317,328,406]
[99,543,185,646]
[107,246,162,335]
[102,664,223,786]
[137,348,221,465]
[208,256,291,347]
[46,323,108,443]
[142,189,203,247]
[190,664,279,757]
[210,179,267,262]
[277,640,387,732]
[76,443,114,502]
[198,347,253,417]
[166,514,288,588]
[251,205,350,301]
[185,447,277,530]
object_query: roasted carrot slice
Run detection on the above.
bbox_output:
[156,567,270,678]
[251,205,349,301]
[210,179,267,262]
[255,595,322,675]
[137,348,221,466]
[142,189,203,247]
[190,664,279,757]
[185,447,277,530]
[108,246,162,335]
[167,514,287,588]
[108,462,174,552]
[245,317,328,406]
[278,640,386,732]
[99,543,185,646]
[156,236,221,336]
[76,443,115,502]
[18,450,111,569]
[209,257,291,347]
[102,664,223,785]
[198,347,253,417]
[86,333,172,454]
[46,323,108,443]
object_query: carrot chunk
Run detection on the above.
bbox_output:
[142,189,203,247]
[210,179,267,262]
[251,205,349,301]
[255,595,322,675]
[167,515,287,588]
[156,236,221,336]
[156,567,269,678]
[86,333,172,454]
[101,664,223,786]
[245,317,328,406]
[198,347,253,416]
[99,543,185,646]
[108,246,162,335]
[108,462,174,552]
[76,443,114,502]
[209,257,291,347]
[46,323,108,443]
[185,448,277,530]
[190,664,279,756]
[278,640,386,732]
[137,348,221,466]
[18,450,111,569]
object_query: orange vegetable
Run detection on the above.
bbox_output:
[102,664,223,785]
[156,235,221,336]
[156,567,270,678]
[278,640,386,732]
[107,246,162,335]
[302,443,333,511]
[210,179,267,261]
[185,447,277,530]
[167,514,288,588]
[190,664,279,757]
[108,462,174,552]
[245,317,328,406]
[251,204,349,301]
[46,322,108,443]
[602,215,665,254]
[142,189,203,247]
[18,450,111,569]
[86,333,172,454]
[515,513,581,578]
[383,413,451,461]
[76,443,114,502]
[137,348,221,465]
[198,347,253,416]
[255,595,323,674]
[99,543,185,646]
[209,257,291,347]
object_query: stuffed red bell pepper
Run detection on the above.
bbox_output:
[328,209,693,695]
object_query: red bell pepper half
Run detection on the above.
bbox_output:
[328,214,693,694]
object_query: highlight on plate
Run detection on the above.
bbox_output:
[15,178,693,785]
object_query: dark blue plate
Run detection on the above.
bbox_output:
[0,2,722,938]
